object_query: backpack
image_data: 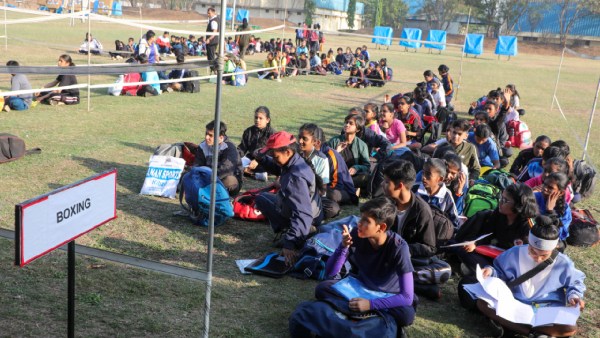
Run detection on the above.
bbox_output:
[412,256,452,285]
[313,65,327,76]
[572,159,596,199]
[368,151,425,198]
[182,70,200,93]
[121,72,142,96]
[0,133,27,164]
[463,182,501,218]
[310,30,319,42]
[232,184,278,221]
[424,121,443,145]
[179,166,234,226]
[233,67,247,86]
[567,209,600,247]
[436,106,456,133]
[506,120,532,148]
[385,67,393,81]
[429,205,455,249]
[289,297,398,338]
[482,168,515,191]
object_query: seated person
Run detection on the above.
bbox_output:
[136,54,161,96]
[396,95,423,147]
[477,216,586,338]
[354,47,365,68]
[534,172,572,241]
[347,107,392,161]
[382,159,436,258]
[3,60,32,112]
[298,53,310,76]
[316,127,358,207]
[379,102,407,150]
[343,47,355,67]
[525,157,573,204]
[167,53,186,91]
[35,54,79,105]
[309,50,321,70]
[345,66,364,88]
[193,120,243,197]
[511,135,551,176]
[335,47,349,70]
[326,114,371,192]
[156,31,172,55]
[433,119,481,184]
[314,197,417,333]
[239,106,275,180]
[79,33,103,55]
[296,40,309,56]
[364,62,385,87]
[258,52,280,80]
[467,124,500,169]
[254,131,323,266]
[413,158,460,228]
[455,183,538,275]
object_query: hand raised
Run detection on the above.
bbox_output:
[342,224,353,248]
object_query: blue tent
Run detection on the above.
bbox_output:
[425,30,446,50]
[372,26,393,46]
[226,8,233,21]
[111,1,122,16]
[464,34,484,55]
[495,36,517,56]
[399,28,422,49]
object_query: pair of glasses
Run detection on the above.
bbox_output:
[499,197,513,204]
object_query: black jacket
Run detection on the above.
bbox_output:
[194,138,242,183]
[237,125,275,159]
[455,209,530,250]
[391,192,437,258]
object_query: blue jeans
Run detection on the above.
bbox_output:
[7,97,29,110]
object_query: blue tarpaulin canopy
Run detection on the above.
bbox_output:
[226,8,233,21]
[495,36,517,56]
[111,1,122,16]
[372,26,393,46]
[399,28,422,49]
[464,34,484,55]
[425,30,446,50]
[236,9,249,22]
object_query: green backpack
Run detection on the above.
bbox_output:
[463,182,501,218]
[483,169,515,191]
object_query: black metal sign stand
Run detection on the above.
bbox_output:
[68,240,75,338]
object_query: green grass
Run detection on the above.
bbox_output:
[1,12,600,337]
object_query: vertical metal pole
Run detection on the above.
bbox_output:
[87,10,91,112]
[71,0,75,26]
[139,7,142,39]
[204,2,227,337]
[582,76,600,161]
[551,47,566,110]
[68,241,75,338]
[4,0,7,51]
[231,0,236,31]
[455,7,471,101]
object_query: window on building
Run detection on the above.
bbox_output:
[265,9,269,13]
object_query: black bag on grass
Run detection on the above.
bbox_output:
[0,133,41,164]
[567,209,600,247]
[182,70,200,93]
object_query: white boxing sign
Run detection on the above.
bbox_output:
[15,170,117,266]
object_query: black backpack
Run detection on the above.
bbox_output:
[429,205,455,249]
[182,70,200,93]
[367,150,425,198]
[567,209,600,247]
[436,106,456,133]
[572,159,596,199]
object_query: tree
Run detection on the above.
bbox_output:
[557,0,600,47]
[465,0,501,37]
[420,0,464,30]
[304,0,316,26]
[375,0,383,26]
[347,0,357,29]
[498,0,531,35]
[362,0,407,28]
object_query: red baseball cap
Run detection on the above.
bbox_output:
[260,131,297,153]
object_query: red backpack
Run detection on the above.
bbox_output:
[121,72,142,96]
[507,120,532,148]
[233,184,278,221]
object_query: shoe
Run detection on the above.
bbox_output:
[166,87,174,93]
[276,78,282,82]
[489,319,504,338]
[50,100,58,106]
[144,91,155,97]
[398,327,407,338]
[2,105,10,112]
[254,172,268,181]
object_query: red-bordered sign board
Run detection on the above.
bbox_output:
[15,170,117,267]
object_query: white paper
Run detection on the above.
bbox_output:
[235,259,256,275]
[472,265,580,327]
[241,156,251,168]
[441,233,493,248]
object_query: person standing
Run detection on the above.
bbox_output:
[236,18,251,60]
[206,7,219,74]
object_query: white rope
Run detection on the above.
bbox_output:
[0,66,278,97]
[0,10,87,24]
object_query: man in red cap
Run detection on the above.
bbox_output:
[253,131,323,266]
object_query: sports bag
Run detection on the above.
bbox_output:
[507,120,532,148]
[567,209,600,247]
[140,155,185,198]
[0,133,41,164]
[463,182,500,218]
[482,168,515,191]
[179,166,233,226]
[232,184,278,221]
[233,67,247,86]
[289,297,398,338]
[572,160,596,199]
[182,70,200,93]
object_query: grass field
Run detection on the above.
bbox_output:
[0,10,599,337]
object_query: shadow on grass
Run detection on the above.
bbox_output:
[119,141,155,153]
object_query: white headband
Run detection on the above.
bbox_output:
[529,232,559,251]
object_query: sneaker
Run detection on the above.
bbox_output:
[2,105,10,112]
[166,87,174,93]
[276,78,282,82]
[144,91,155,97]
[50,100,59,106]
[254,172,268,181]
